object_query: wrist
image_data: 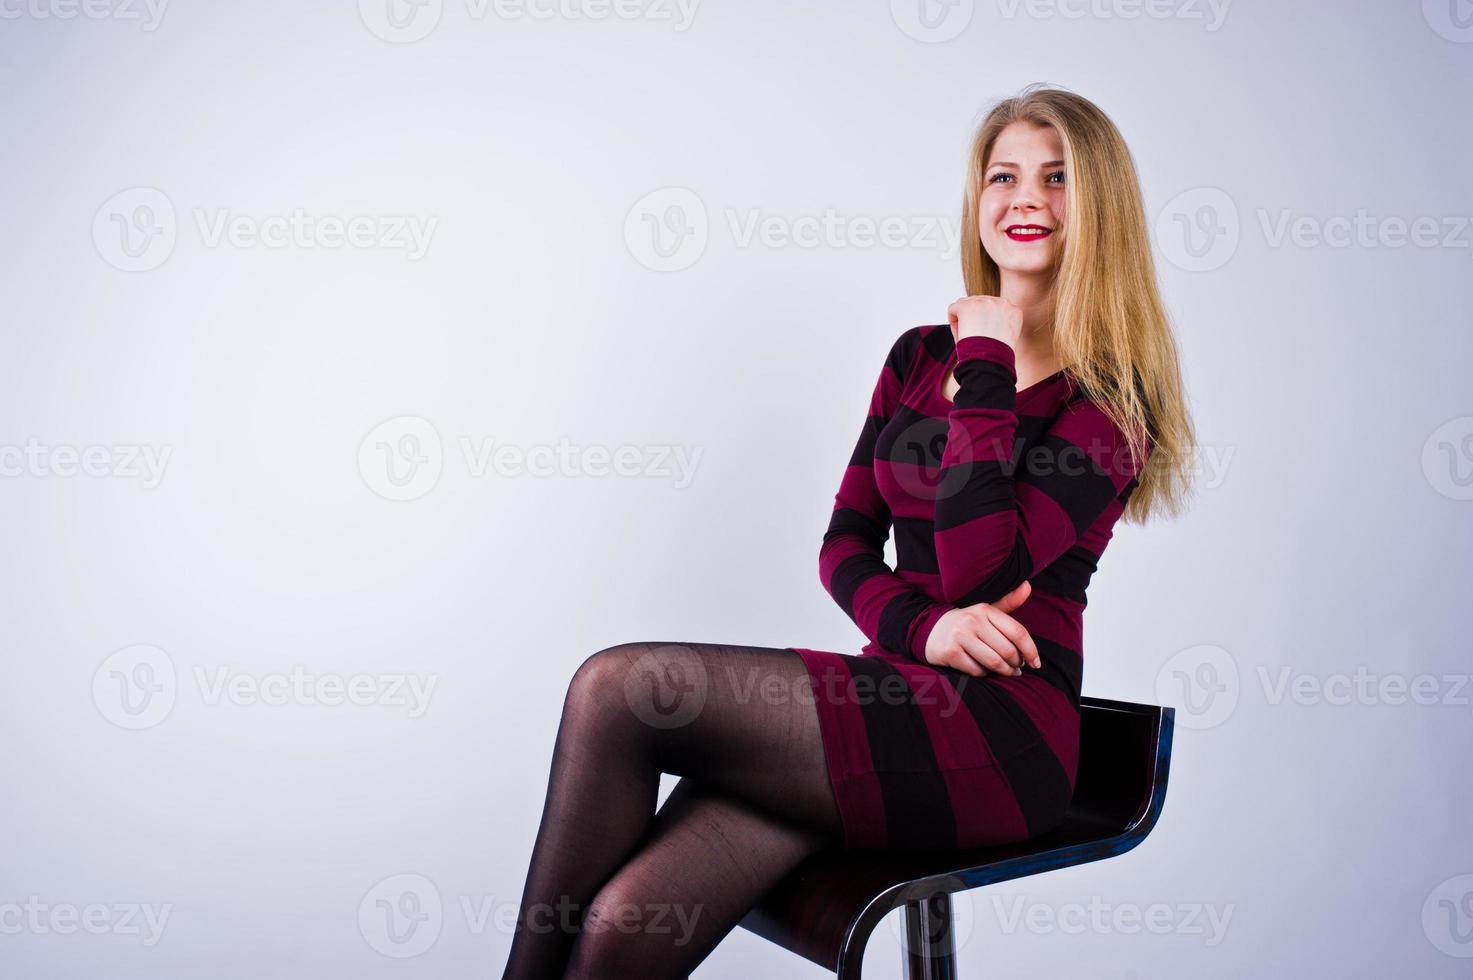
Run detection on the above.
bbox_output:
[955,334,1016,368]
[907,603,952,662]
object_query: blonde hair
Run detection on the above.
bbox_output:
[959,83,1196,523]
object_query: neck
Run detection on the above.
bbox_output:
[998,272,1058,374]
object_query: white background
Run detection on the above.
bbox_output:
[1,0,1470,976]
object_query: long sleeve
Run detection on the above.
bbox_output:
[819,330,953,661]
[933,334,1150,607]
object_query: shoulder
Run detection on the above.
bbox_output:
[1050,389,1152,481]
[882,324,949,383]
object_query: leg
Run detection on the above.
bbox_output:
[500,642,844,980]
[564,777,833,978]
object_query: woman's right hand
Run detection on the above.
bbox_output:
[923,581,1041,677]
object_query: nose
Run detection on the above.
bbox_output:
[1010,177,1048,214]
[1011,190,1042,214]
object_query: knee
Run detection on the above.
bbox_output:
[560,643,660,727]
[564,642,710,740]
[568,643,651,699]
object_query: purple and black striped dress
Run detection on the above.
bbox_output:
[787,323,1150,851]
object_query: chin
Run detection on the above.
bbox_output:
[983,243,1057,275]
[994,257,1055,277]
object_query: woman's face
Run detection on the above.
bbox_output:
[977,120,1067,280]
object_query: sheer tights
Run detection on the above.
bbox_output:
[500,641,846,979]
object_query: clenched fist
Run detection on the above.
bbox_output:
[947,295,1023,348]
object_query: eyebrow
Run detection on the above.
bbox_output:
[987,160,1066,170]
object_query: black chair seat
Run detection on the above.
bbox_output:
[738,696,1175,978]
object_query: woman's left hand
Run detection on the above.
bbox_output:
[948,295,1022,348]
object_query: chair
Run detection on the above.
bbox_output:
[738,696,1175,979]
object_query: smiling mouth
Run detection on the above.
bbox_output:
[1004,224,1053,242]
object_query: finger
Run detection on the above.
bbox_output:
[957,626,1019,675]
[942,646,985,677]
[991,580,1031,613]
[987,609,1040,669]
[928,632,983,676]
[990,582,1026,614]
[976,620,1023,673]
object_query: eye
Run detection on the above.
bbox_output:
[988,172,1014,184]
[1046,171,1065,184]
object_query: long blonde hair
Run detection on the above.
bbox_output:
[960,83,1195,523]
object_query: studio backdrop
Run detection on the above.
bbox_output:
[1,1,1469,977]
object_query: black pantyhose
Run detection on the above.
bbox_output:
[500,642,847,979]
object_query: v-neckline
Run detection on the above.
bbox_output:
[937,347,1066,406]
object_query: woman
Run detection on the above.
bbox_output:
[501,83,1195,978]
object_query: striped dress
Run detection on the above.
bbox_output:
[788,323,1150,851]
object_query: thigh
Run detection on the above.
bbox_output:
[567,777,834,977]
[608,640,842,837]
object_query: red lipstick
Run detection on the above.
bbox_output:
[1004,224,1053,242]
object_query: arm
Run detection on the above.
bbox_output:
[933,334,1149,607]
[819,329,953,661]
